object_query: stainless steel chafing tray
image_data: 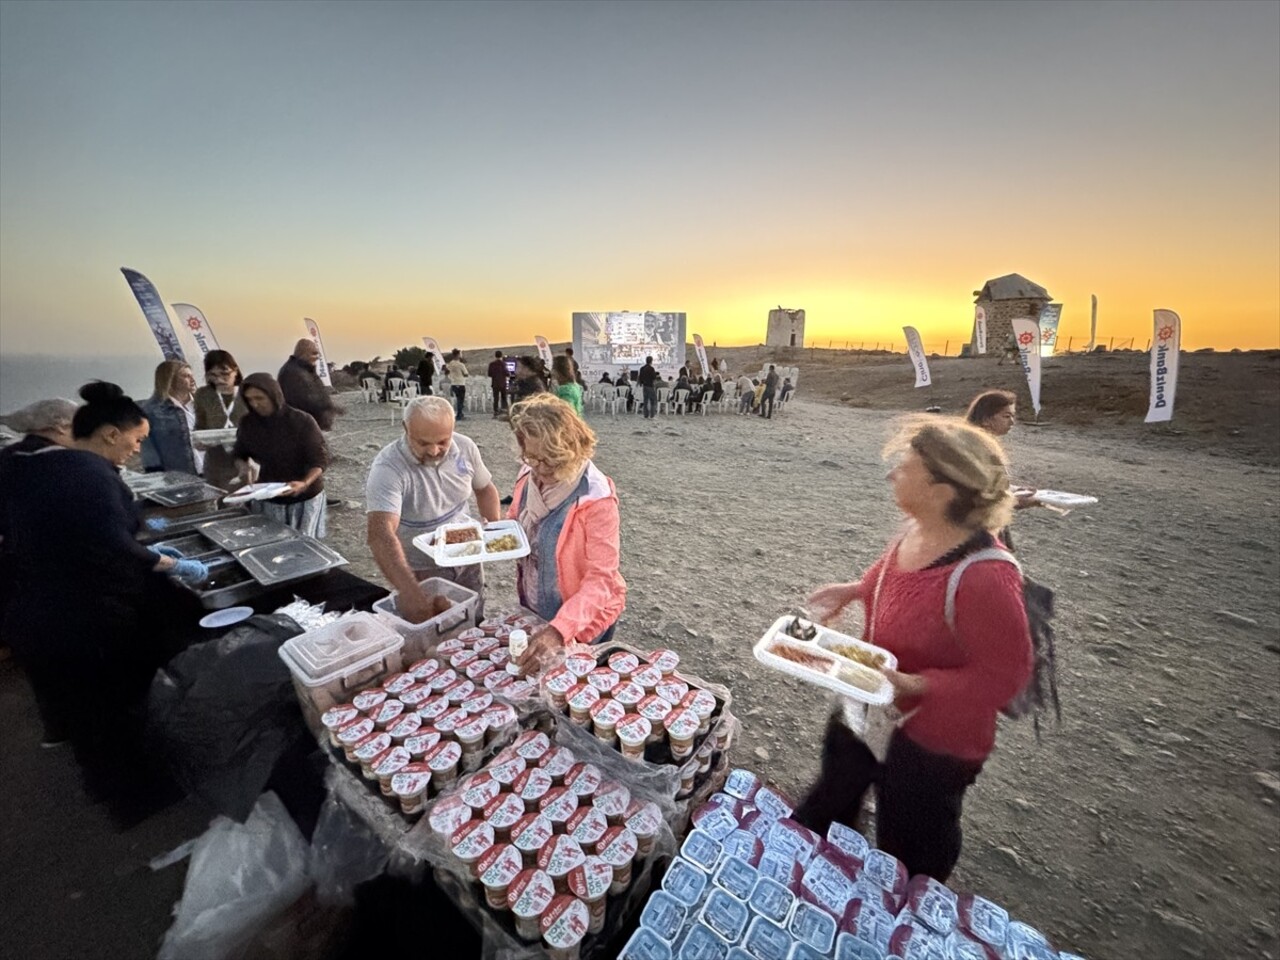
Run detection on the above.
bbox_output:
[144,483,226,508]
[236,538,347,586]
[197,514,302,552]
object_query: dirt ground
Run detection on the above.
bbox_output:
[3,350,1278,959]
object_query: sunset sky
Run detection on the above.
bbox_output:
[1,0,1276,365]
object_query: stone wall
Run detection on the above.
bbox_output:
[766,308,805,347]
[972,297,1049,353]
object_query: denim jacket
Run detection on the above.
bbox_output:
[139,396,196,474]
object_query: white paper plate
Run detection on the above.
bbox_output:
[1032,489,1099,509]
[224,482,293,505]
[199,606,255,629]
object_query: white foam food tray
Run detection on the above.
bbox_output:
[1032,489,1098,509]
[753,616,896,706]
[224,482,294,504]
[412,519,531,567]
[191,428,239,447]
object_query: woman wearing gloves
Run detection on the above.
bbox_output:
[508,395,626,674]
[1,382,206,813]
[794,416,1032,882]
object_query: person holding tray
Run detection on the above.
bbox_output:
[194,350,248,490]
[507,394,626,674]
[366,395,502,616]
[794,416,1032,883]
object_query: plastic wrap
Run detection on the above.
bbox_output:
[310,792,390,906]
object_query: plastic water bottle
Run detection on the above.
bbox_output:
[508,628,528,660]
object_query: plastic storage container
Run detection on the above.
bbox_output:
[371,576,480,660]
[278,613,405,735]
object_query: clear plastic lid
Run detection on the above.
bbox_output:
[278,613,403,686]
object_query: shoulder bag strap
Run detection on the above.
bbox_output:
[943,547,1021,632]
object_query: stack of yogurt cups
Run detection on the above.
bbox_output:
[428,728,668,960]
[619,768,1087,960]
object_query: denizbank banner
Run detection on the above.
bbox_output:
[1011,316,1043,415]
[121,267,186,362]
[170,303,221,358]
[1145,309,1181,423]
[1038,302,1063,357]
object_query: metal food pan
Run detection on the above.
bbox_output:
[236,537,347,585]
[198,514,301,552]
[144,483,225,508]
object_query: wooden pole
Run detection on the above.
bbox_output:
[944,340,950,356]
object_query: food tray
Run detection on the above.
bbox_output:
[190,427,238,447]
[753,617,895,706]
[1032,489,1099,509]
[223,482,293,505]
[143,483,225,508]
[236,537,347,585]
[411,519,530,567]
[198,514,301,551]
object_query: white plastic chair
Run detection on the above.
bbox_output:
[699,390,714,415]
[671,389,690,414]
[360,378,380,403]
[655,387,672,415]
[387,377,406,401]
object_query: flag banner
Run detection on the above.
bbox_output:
[1010,317,1042,415]
[903,326,931,388]
[534,335,554,367]
[693,333,710,375]
[303,317,333,386]
[121,267,186,362]
[1145,309,1181,423]
[974,306,987,355]
[170,303,221,358]
[421,337,445,374]
[1038,303,1063,357]
[1088,294,1098,352]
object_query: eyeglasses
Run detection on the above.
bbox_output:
[520,453,550,467]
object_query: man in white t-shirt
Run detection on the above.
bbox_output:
[366,395,501,621]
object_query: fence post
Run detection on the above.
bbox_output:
[1066,336,1073,352]
[1145,339,1151,351]
[1109,336,1115,350]
[944,340,950,356]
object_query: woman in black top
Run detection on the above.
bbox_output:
[511,355,550,401]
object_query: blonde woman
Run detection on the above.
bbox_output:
[140,360,200,474]
[795,416,1032,882]
[508,395,626,673]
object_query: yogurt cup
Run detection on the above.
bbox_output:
[321,705,359,745]
[678,756,698,795]
[563,761,603,800]
[426,668,459,692]
[461,770,503,814]
[488,750,527,788]
[450,649,479,671]
[474,636,501,656]
[566,805,609,848]
[479,620,503,637]
[694,738,715,774]
[538,745,577,784]
[355,734,394,777]
[352,688,388,713]
[681,688,717,733]
[513,766,554,811]
[595,824,639,894]
[567,856,613,934]
[390,762,433,815]
[451,819,496,876]
[485,672,516,694]
[370,698,406,729]
[484,792,528,842]
[373,745,411,796]
[387,712,424,743]
[456,715,490,770]
[504,678,538,701]
[563,650,597,678]
[434,706,468,738]
[482,702,518,744]
[404,728,442,759]
[399,684,433,708]
[337,718,376,760]
[537,834,586,893]
[625,799,663,857]
[462,691,494,715]
[542,667,575,709]
[429,792,473,836]
[566,684,601,726]
[655,678,689,706]
[637,695,673,741]
[539,786,581,833]
[586,667,620,694]
[465,659,496,682]
[540,894,590,960]
[724,768,761,803]
[592,780,631,824]
[383,672,417,696]
[607,650,640,678]
[616,714,651,761]
[589,698,626,744]
[489,648,512,669]
[443,678,476,705]
[663,707,701,760]
[612,680,646,710]
[508,868,556,941]
[424,740,462,789]
[417,696,451,724]
[515,616,543,632]
[437,638,469,656]
[407,657,442,680]
[514,730,552,763]
[631,664,662,692]
[478,842,524,910]
[511,812,556,867]
[647,648,680,676]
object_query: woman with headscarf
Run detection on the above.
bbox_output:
[140,360,201,475]
[232,372,329,536]
[2,382,205,806]
[193,349,249,489]
[794,416,1032,882]
[508,395,626,674]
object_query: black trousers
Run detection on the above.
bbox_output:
[451,385,466,418]
[794,711,982,882]
[491,386,508,412]
[759,392,776,418]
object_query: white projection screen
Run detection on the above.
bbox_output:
[572,312,687,375]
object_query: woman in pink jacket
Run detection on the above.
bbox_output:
[507,395,626,673]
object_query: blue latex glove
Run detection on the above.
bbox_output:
[170,558,209,585]
[144,517,169,531]
[149,545,184,560]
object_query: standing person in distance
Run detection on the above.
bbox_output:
[232,373,329,536]
[794,417,1031,882]
[564,345,584,385]
[552,355,584,415]
[417,352,437,396]
[278,338,342,431]
[758,364,780,419]
[445,348,470,420]
[140,360,201,475]
[193,350,248,490]
[637,355,659,419]
[487,351,510,418]
[966,389,1040,519]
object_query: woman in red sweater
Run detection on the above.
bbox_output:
[795,416,1032,882]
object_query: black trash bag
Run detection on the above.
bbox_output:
[147,614,307,821]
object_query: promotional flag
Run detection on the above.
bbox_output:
[693,333,710,375]
[303,317,333,386]
[534,335,554,367]
[902,326,931,388]
[421,337,445,374]
[974,306,987,355]
[170,303,221,359]
[1038,303,1063,357]
[121,267,186,362]
[1010,317,1042,415]
[1088,294,1098,352]
[1145,309,1181,423]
